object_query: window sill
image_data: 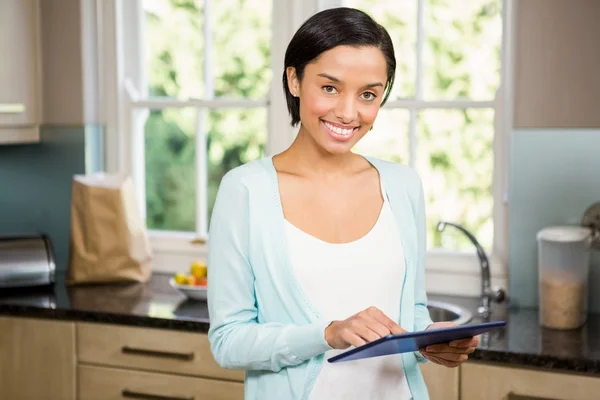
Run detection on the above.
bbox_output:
[424,250,508,297]
[148,231,208,275]
[148,233,508,298]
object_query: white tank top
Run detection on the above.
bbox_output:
[284,180,412,400]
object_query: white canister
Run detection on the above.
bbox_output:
[537,226,592,330]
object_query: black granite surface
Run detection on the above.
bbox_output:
[430,294,600,375]
[0,272,210,332]
[1,272,600,375]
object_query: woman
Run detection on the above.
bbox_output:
[207,7,478,400]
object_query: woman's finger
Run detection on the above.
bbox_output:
[431,352,469,363]
[449,336,479,348]
[424,353,460,368]
[358,314,392,338]
[343,331,366,348]
[349,319,384,343]
[366,307,406,334]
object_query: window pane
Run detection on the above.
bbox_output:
[352,109,410,165]
[143,0,204,98]
[416,108,494,251]
[339,0,417,99]
[423,0,502,100]
[145,108,197,232]
[212,0,272,98]
[206,108,267,220]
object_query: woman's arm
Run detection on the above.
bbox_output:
[207,172,332,372]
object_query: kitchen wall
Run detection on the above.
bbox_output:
[0,127,103,271]
[508,0,600,312]
[0,0,103,272]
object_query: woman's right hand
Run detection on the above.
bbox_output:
[324,306,406,349]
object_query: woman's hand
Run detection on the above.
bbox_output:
[325,306,406,349]
[418,321,479,368]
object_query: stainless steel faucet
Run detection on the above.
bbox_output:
[436,221,505,318]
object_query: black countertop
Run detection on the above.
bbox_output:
[1,272,599,375]
[0,272,210,332]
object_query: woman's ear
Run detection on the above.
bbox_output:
[286,67,300,97]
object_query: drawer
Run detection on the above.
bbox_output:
[77,323,244,382]
[78,364,244,400]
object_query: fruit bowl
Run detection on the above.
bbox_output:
[169,278,208,301]
[170,260,209,300]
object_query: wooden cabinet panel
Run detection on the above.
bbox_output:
[78,364,244,400]
[514,0,600,128]
[77,322,244,382]
[0,0,41,144]
[0,316,76,400]
[462,362,600,400]
[420,361,459,400]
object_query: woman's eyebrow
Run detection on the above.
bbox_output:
[317,73,383,88]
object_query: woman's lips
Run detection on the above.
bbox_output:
[321,120,359,142]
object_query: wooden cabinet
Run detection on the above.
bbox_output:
[0,0,41,144]
[6,315,600,400]
[461,362,600,400]
[420,361,459,400]
[78,364,244,400]
[514,1,600,129]
[0,316,76,400]
[77,322,245,400]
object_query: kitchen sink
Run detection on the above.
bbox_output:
[427,300,473,325]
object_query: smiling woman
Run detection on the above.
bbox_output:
[207,7,477,400]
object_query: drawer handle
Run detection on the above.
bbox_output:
[508,393,559,400]
[122,389,194,400]
[121,346,194,361]
[0,103,25,114]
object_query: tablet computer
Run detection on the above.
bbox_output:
[327,320,507,363]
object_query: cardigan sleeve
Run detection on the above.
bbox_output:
[207,172,332,372]
[412,172,434,362]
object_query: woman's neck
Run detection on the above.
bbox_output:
[276,126,361,178]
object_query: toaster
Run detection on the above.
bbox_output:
[0,234,56,288]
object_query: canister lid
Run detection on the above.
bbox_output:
[537,226,592,242]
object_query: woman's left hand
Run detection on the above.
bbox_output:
[418,321,479,368]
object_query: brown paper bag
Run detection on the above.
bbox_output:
[67,173,153,285]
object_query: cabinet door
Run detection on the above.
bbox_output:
[462,362,600,400]
[0,0,40,127]
[79,365,244,400]
[0,316,76,400]
[419,362,459,400]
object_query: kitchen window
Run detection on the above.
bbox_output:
[324,0,512,294]
[103,0,513,295]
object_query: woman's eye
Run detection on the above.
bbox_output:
[362,92,376,101]
[322,86,337,94]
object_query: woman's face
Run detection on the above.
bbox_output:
[287,45,388,155]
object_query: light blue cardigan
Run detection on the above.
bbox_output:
[207,155,433,400]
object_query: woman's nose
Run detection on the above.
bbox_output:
[334,95,358,124]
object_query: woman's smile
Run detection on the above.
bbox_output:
[321,120,360,142]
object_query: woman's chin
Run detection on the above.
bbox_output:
[319,139,356,155]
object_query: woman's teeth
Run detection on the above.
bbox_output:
[324,121,354,136]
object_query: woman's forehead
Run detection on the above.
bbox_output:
[306,45,388,82]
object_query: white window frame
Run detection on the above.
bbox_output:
[99,0,515,297]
